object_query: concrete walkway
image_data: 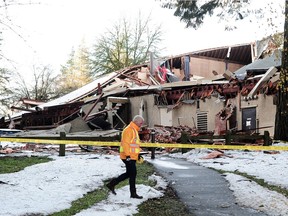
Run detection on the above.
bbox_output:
[150,156,267,216]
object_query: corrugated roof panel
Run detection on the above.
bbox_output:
[193,44,252,64]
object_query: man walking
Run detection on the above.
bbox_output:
[106,115,144,199]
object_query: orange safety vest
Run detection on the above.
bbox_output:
[119,121,141,160]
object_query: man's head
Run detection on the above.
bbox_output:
[132,115,144,127]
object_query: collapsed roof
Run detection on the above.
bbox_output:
[2,40,281,131]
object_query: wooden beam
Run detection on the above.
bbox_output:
[247,67,277,99]
[10,106,37,112]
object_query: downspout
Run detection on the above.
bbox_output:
[150,52,155,76]
[184,55,190,81]
[251,42,256,62]
[225,47,231,70]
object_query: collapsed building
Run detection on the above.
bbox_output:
[0,38,282,141]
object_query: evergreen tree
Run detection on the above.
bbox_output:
[58,40,92,95]
[0,68,13,115]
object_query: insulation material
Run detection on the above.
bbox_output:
[138,67,150,84]
[214,99,236,135]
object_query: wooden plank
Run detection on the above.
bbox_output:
[247,67,277,99]
[107,96,129,104]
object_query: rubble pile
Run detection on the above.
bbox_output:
[154,125,199,143]
[0,143,81,155]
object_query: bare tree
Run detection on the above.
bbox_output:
[0,0,40,56]
[90,12,163,76]
[0,0,40,115]
[12,65,59,103]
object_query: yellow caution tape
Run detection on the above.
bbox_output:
[0,137,288,151]
[0,137,119,147]
[141,143,288,151]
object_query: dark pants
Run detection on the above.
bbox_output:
[114,159,137,193]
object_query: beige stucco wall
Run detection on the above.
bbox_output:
[130,94,225,132]
[239,94,276,137]
[190,57,243,79]
[171,104,197,128]
[196,98,225,131]
[172,99,224,131]
[129,95,161,128]
[129,93,276,137]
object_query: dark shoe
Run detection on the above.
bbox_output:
[130,193,143,199]
[106,182,116,195]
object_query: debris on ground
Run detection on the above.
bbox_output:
[201,149,234,159]
[0,148,14,154]
[201,151,224,159]
[263,150,280,154]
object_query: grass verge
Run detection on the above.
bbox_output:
[50,188,108,216]
[0,156,52,174]
[135,186,194,216]
[51,161,157,216]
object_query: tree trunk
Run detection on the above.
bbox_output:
[274,1,288,141]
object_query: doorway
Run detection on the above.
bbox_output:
[242,107,256,132]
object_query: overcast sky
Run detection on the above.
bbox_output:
[1,0,285,79]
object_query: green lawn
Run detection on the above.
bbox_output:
[0,156,52,174]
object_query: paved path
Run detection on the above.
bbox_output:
[149,156,267,216]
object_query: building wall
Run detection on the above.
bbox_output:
[172,104,197,128]
[129,92,276,137]
[129,95,161,128]
[196,98,225,131]
[190,57,243,79]
[130,94,225,132]
[227,63,244,73]
[239,94,276,137]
